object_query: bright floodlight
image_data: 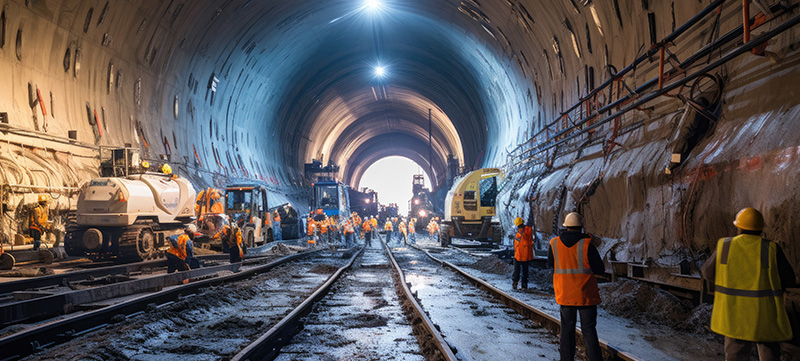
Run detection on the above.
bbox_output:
[374,65,386,77]
[365,0,382,11]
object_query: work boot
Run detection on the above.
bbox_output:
[512,281,518,290]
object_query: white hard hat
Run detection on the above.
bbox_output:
[562,212,584,228]
[186,224,198,233]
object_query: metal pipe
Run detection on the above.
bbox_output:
[4,184,79,191]
[658,46,665,90]
[744,0,751,43]
[519,0,727,149]
[537,13,800,153]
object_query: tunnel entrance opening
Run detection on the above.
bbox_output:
[358,156,431,216]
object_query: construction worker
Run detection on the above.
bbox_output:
[512,216,533,290]
[307,217,316,245]
[29,195,49,250]
[409,219,417,244]
[370,216,378,238]
[166,224,196,273]
[384,219,393,242]
[218,223,244,263]
[363,218,373,246]
[701,207,796,360]
[547,212,604,361]
[399,220,408,244]
[344,219,355,248]
[273,210,282,241]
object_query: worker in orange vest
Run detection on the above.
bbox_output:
[167,224,196,273]
[217,223,244,263]
[362,218,373,246]
[512,216,533,290]
[344,219,355,248]
[273,210,282,241]
[384,219,393,243]
[548,212,604,361]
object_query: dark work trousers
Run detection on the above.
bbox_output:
[29,229,42,250]
[166,253,189,273]
[365,232,372,246]
[724,337,781,361]
[229,245,242,263]
[560,305,603,361]
[512,259,530,288]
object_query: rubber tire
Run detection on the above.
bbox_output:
[0,253,15,270]
[439,225,451,247]
[39,249,54,264]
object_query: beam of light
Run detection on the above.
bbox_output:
[374,65,386,78]
[365,0,382,11]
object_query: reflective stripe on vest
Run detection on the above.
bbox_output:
[710,234,792,342]
[167,235,188,260]
[552,238,593,275]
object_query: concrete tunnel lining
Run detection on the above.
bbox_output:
[0,0,799,295]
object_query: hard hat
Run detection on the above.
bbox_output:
[733,207,764,231]
[160,164,172,174]
[186,224,198,233]
[38,194,49,203]
[141,160,150,169]
[562,212,584,228]
[514,217,524,226]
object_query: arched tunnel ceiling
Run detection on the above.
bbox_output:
[0,0,727,192]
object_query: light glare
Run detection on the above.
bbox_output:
[374,66,386,77]
[365,0,381,11]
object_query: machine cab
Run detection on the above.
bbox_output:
[226,185,272,247]
[312,180,350,218]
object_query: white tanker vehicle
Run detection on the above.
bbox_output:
[65,173,196,262]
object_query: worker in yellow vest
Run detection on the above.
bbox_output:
[29,195,50,250]
[547,212,604,361]
[408,219,416,244]
[398,220,407,245]
[701,207,795,360]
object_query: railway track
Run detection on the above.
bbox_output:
[0,248,322,360]
[403,242,641,361]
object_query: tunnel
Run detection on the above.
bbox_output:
[0,0,800,356]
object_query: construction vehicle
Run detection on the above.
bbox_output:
[226,183,273,248]
[439,168,504,247]
[312,178,350,218]
[408,174,438,231]
[65,148,196,261]
[193,188,230,250]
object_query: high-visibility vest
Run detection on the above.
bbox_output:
[385,221,393,231]
[29,205,47,231]
[514,227,533,262]
[550,236,601,306]
[409,222,415,233]
[371,218,378,228]
[363,220,372,232]
[710,235,792,342]
[167,234,189,260]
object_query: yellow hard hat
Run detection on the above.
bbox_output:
[160,164,172,174]
[38,194,49,203]
[733,207,764,231]
[514,217,524,226]
[563,212,584,228]
[141,160,150,169]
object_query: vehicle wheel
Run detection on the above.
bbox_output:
[247,231,256,248]
[137,228,155,261]
[439,225,451,247]
[0,253,15,270]
[39,249,54,264]
[491,225,504,243]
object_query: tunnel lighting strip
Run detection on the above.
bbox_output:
[410,244,643,361]
[512,9,800,165]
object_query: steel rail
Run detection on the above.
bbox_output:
[0,249,319,360]
[230,248,362,361]
[412,244,643,361]
[383,239,457,361]
[0,254,230,294]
